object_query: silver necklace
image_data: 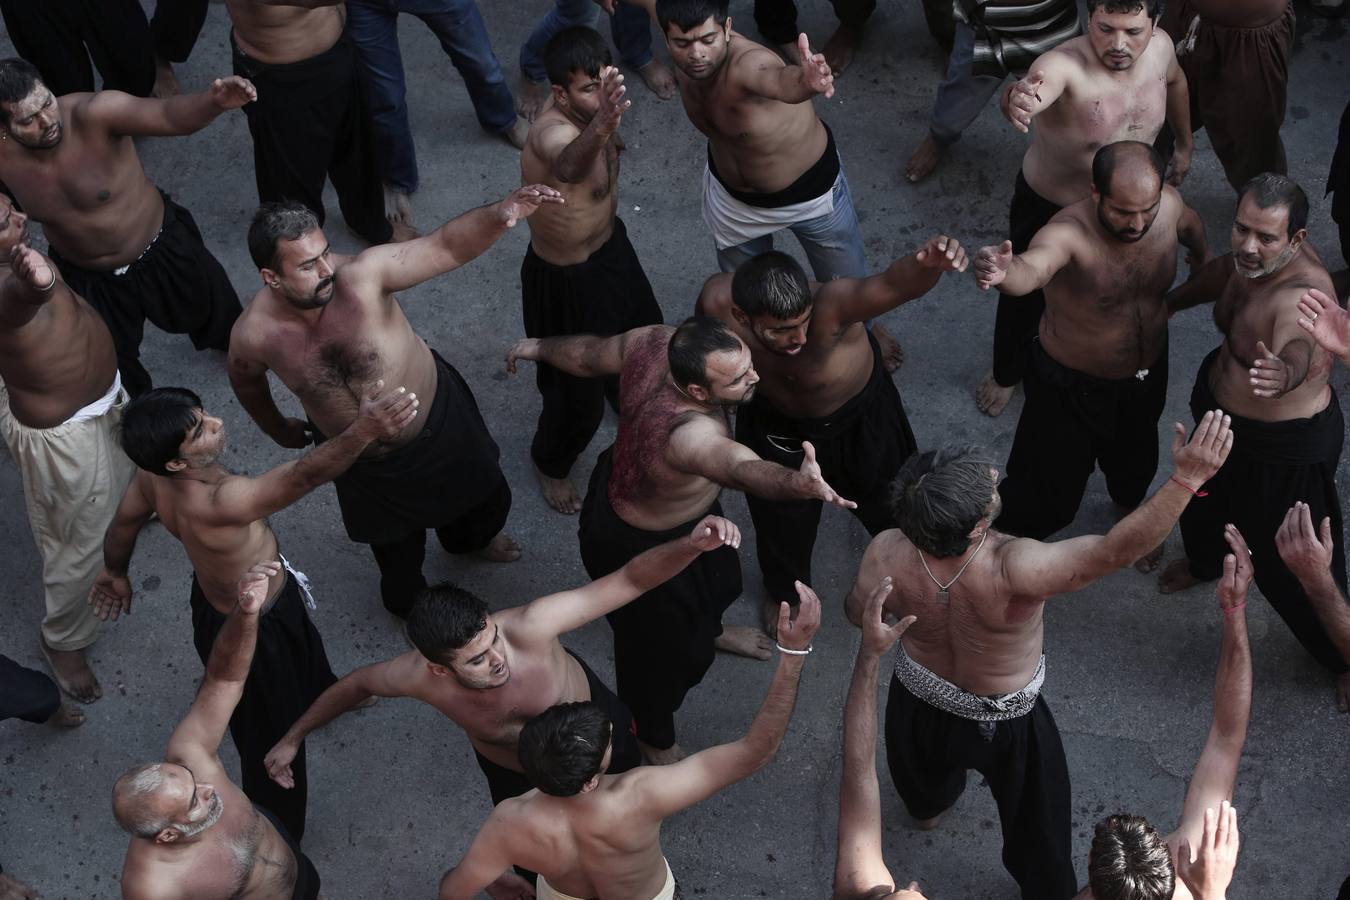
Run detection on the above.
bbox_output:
[918,530,988,602]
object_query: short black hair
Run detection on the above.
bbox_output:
[518,702,611,796]
[1086,0,1158,17]
[120,388,202,476]
[0,58,43,126]
[731,251,812,319]
[655,0,730,32]
[891,446,995,558]
[247,202,321,270]
[1088,814,1175,900]
[405,584,490,666]
[668,315,742,391]
[1092,141,1164,198]
[544,26,612,87]
[1238,172,1309,239]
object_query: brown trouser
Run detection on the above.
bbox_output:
[1158,0,1295,190]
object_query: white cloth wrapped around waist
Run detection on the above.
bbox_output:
[536,858,677,900]
[701,163,835,250]
[65,371,123,424]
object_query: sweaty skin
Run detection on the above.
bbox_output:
[225,0,345,65]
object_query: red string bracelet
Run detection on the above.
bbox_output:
[1170,475,1208,497]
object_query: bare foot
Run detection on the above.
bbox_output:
[914,813,943,830]
[714,624,774,660]
[759,598,781,638]
[975,369,1014,417]
[904,134,945,183]
[152,57,181,99]
[1336,671,1350,713]
[871,322,905,371]
[1157,558,1204,594]
[40,639,102,704]
[535,464,582,515]
[47,701,86,728]
[0,872,40,900]
[475,532,522,563]
[635,58,676,100]
[639,740,688,765]
[389,220,420,243]
[383,184,413,227]
[501,116,529,150]
[517,79,550,121]
[1134,540,1166,574]
[777,41,802,65]
[823,23,863,74]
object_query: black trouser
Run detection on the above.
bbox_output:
[992,171,1062,388]
[885,678,1076,900]
[521,218,663,479]
[0,654,60,724]
[752,0,877,44]
[190,572,338,843]
[50,192,241,397]
[995,341,1168,539]
[736,333,916,600]
[1178,350,1349,674]
[232,33,392,245]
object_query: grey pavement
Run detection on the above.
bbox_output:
[2,2,1348,898]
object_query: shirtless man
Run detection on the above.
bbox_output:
[974,141,1208,544]
[0,57,251,396]
[438,585,820,900]
[1156,0,1294,190]
[1161,173,1350,708]
[0,208,135,704]
[228,187,560,618]
[846,417,1233,899]
[656,0,904,370]
[226,0,398,244]
[1077,528,1251,900]
[114,562,324,900]
[506,316,852,763]
[697,237,967,628]
[264,515,742,814]
[520,27,663,514]
[92,381,417,841]
[976,0,1192,417]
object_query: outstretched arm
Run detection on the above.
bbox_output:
[831,236,968,325]
[89,474,157,622]
[545,67,627,183]
[1001,60,1068,133]
[355,185,563,295]
[1297,288,1350,367]
[0,245,63,328]
[974,223,1075,295]
[738,35,834,102]
[834,580,924,900]
[627,586,821,819]
[518,515,740,639]
[505,324,662,379]
[1004,411,1233,597]
[86,76,255,137]
[1275,502,1350,681]
[165,563,277,763]
[439,817,535,900]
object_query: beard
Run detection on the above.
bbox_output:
[174,792,224,838]
[1234,242,1297,279]
[1097,205,1153,243]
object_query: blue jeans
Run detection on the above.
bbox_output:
[714,169,867,281]
[519,0,654,84]
[929,20,1005,146]
[348,0,516,193]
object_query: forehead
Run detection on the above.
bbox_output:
[1089,5,1149,25]
[4,86,51,117]
[565,68,601,88]
[755,306,812,329]
[452,614,495,660]
[705,341,751,379]
[275,228,328,265]
[1235,196,1289,234]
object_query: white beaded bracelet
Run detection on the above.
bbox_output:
[776,643,812,656]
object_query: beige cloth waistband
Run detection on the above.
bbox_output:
[536,858,676,900]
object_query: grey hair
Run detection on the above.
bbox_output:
[890,446,996,558]
[247,202,321,270]
[112,763,170,838]
[1238,172,1309,239]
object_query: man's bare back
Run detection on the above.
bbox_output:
[226,0,345,65]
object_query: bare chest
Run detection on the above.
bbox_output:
[1053,74,1168,153]
[2,135,138,219]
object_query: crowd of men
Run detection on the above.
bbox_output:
[1,0,1347,897]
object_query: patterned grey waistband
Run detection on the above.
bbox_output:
[893,643,1045,722]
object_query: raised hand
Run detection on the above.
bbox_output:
[974,240,1013,291]
[859,577,917,658]
[237,560,281,615]
[1177,802,1240,900]
[355,379,419,441]
[1248,340,1289,399]
[1275,501,1335,586]
[89,568,134,621]
[264,738,299,789]
[777,581,823,651]
[497,184,565,228]
[505,338,541,375]
[796,33,835,98]
[1296,287,1350,363]
[1005,70,1045,133]
[799,440,857,509]
[1170,409,1234,490]
[915,235,969,273]
[10,244,56,291]
[688,515,742,552]
[595,65,630,135]
[1216,524,1253,612]
[209,75,257,111]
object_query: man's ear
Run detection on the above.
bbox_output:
[260,265,280,289]
[155,827,180,844]
[164,457,187,474]
[729,306,751,328]
[551,84,568,107]
[426,661,452,678]
[578,774,602,794]
[1290,227,1308,253]
[684,382,710,402]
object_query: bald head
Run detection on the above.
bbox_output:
[112,762,224,843]
[1092,141,1164,200]
[112,763,171,838]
